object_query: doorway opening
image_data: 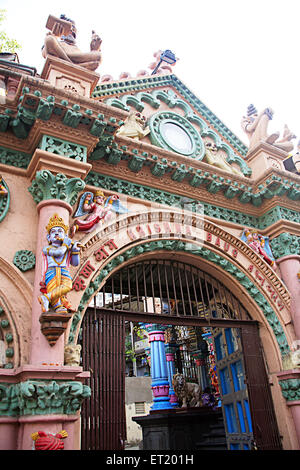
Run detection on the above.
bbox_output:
[80,258,282,450]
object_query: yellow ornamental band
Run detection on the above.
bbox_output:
[46,213,69,233]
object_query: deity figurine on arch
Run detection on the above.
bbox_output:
[70,189,128,236]
[38,213,82,315]
[241,228,276,268]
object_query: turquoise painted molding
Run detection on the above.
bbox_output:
[85,171,299,229]
[13,250,36,272]
[68,239,289,358]
[0,86,118,141]
[93,74,248,156]
[270,233,300,259]
[0,305,15,369]
[105,89,251,176]
[0,146,31,169]
[89,136,300,204]
[39,135,87,162]
[28,170,85,205]
[0,380,91,417]
[279,378,300,401]
[0,176,10,223]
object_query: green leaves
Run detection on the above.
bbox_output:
[0,10,21,53]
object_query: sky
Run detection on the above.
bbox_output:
[1,0,300,147]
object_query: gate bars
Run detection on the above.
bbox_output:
[93,259,251,323]
[80,259,282,450]
[81,309,126,450]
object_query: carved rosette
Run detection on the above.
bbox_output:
[13,250,36,272]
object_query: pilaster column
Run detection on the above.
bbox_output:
[28,169,85,365]
[165,344,179,407]
[277,371,300,447]
[144,324,173,410]
[271,233,300,339]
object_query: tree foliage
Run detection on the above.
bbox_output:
[0,9,21,53]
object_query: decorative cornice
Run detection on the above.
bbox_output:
[85,170,300,230]
[89,138,300,208]
[28,170,85,205]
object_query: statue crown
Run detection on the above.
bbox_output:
[94,190,105,197]
[46,213,69,233]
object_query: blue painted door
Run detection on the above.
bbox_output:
[214,327,254,450]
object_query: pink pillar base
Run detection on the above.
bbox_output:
[0,418,18,450]
[0,366,89,450]
[288,402,300,447]
[18,414,79,450]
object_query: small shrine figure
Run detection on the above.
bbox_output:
[241,104,296,153]
[242,228,276,268]
[203,141,243,176]
[201,387,217,410]
[116,112,150,141]
[31,430,68,450]
[42,14,102,71]
[71,190,128,236]
[64,344,81,367]
[38,214,81,315]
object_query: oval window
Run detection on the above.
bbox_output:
[161,121,194,154]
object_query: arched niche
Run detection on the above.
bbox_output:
[0,257,33,368]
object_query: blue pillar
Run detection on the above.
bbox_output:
[144,323,173,410]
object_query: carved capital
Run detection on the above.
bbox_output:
[279,378,300,402]
[28,170,85,205]
[270,232,300,259]
[0,379,91,417]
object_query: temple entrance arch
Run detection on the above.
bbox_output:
[68,208,292,364]
[79,254,282,451]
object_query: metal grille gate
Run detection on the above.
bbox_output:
[80,259,282,450]
[81,310,126,450]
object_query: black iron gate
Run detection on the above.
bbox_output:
[80,259,282,450]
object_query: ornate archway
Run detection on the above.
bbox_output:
[67,208,292,365]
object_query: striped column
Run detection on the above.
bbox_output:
[144,324,173,410]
